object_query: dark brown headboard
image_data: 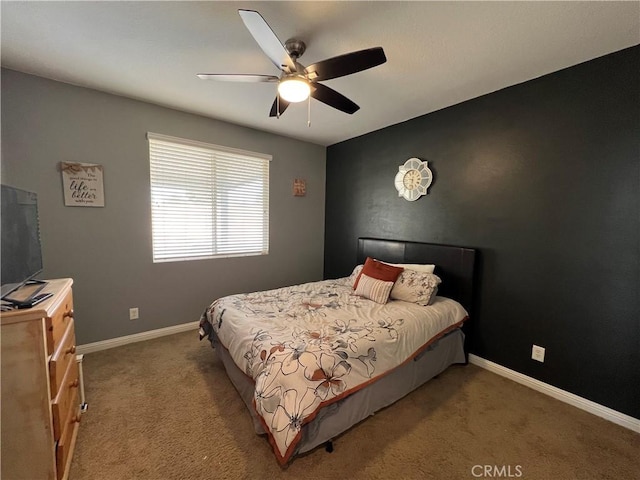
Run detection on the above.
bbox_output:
[357,237,477,313]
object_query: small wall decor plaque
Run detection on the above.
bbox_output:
[60,162,105,207]
[293,178,306,197]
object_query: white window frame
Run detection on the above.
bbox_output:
[147,132,270,263]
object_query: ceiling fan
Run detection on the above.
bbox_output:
[197,9,387,118]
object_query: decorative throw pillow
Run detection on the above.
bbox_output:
[346,264,364,287]
[382,262,436,274]
[390,270,442,306]
[353,257,404,289]
[354,273,394,304]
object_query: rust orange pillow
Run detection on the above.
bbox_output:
[353,257,404,289]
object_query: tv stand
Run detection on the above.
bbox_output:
[2,279,48,308]
[8,292,54,309]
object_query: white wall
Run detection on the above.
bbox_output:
[1,69,326,344]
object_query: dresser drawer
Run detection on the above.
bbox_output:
[55,399,80,480]
[52,359,80,441]
[49,319,76,399]
[45,290,74,356]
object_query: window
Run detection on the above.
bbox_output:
[147,132,270,263]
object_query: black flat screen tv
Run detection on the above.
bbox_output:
[1,184,45,300]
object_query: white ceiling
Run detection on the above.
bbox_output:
[2,1,639,146]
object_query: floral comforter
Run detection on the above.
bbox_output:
[200,277,468,464]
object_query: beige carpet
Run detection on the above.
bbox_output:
[70,331,639,480]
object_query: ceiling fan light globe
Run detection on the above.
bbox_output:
[278,77,310,103]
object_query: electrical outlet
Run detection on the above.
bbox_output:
[129,307,139,320]
[532,344,545,362]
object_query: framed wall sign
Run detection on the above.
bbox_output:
[60,162,105,207]
[293,178,306,197]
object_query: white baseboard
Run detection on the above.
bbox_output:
[468,354,640,433]
[76,321,199,355]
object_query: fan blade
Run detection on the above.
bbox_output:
[238,10,296,73]
[310,83,360,114]
[197,74,278,82]
[269,96,291,117]
[305,47,386,81]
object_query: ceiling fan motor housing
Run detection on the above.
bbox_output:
[285,38,306,60]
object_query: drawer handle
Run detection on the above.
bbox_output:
[64,309,74,319]
[65,345,77,355]
[71,414,82,424]
[69,378,79,389]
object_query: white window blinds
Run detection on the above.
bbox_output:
[147,132,270,263]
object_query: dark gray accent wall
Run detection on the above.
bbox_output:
[324,46,639,418]
[1,69,326,345]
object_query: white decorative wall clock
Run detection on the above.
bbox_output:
[394,158,433,201]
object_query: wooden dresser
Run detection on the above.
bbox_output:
[1,278,81,480]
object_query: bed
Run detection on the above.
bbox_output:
[199,237,477,465]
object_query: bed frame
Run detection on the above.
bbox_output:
[209,237,477,463]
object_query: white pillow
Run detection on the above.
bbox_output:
[354,273,394,304]
[346,264,363,287]
[390,270,441,306]
[382,261,435,274]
